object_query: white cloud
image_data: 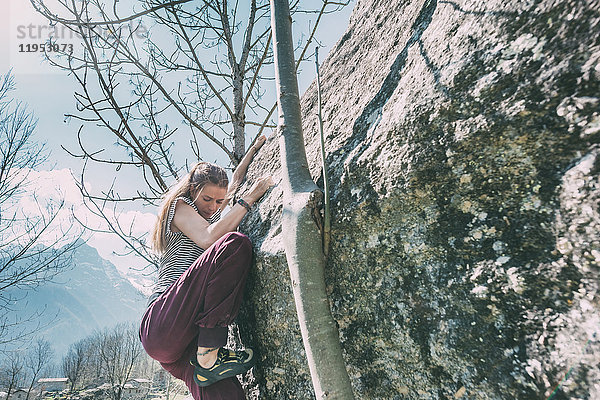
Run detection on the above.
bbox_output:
[31,168,89,205]
[5,167,157,277]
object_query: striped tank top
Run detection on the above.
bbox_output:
[148,196,221,306]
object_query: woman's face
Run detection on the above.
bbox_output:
[192,183,227,219]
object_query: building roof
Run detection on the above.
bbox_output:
[38,378,68,383]
[96,383,112,390]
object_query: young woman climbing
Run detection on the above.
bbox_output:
[140,135,273,399]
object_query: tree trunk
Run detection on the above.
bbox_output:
[232,66,246,164]
[269,1,355,398]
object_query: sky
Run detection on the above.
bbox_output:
[0,0,356,292]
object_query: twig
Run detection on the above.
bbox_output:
[315,46,331,257]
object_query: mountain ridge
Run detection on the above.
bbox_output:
[5,240,147,358]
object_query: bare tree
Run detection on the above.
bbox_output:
[30,0,350,267]
[0,72,81,347]
[24,339,53,400]
[62,326,155,395]
[270,0,354,398]
[94,322,143,400]
[0,351,25,399]
[62,337,94,392]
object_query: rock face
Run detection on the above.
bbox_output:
[237,0,600,398]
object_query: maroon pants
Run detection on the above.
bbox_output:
[140,232,252,400]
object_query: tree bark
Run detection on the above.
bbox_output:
[269,1,355,398]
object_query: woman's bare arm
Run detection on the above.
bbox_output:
[222,135,267,209]
[174,176,274,249]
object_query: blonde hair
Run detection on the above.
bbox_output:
[150,162,228,253]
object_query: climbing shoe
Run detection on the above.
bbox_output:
[190,347,256,387]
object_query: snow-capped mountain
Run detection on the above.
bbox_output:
[4,241,148,357]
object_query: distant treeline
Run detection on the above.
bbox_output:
[0,322,180,400]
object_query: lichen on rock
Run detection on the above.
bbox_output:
[237,0,600,398]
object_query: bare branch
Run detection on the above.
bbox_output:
[0,71,82,346]
[29,0,193,27]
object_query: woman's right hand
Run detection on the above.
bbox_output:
[251,135,267,153]
[245,176,274,204]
